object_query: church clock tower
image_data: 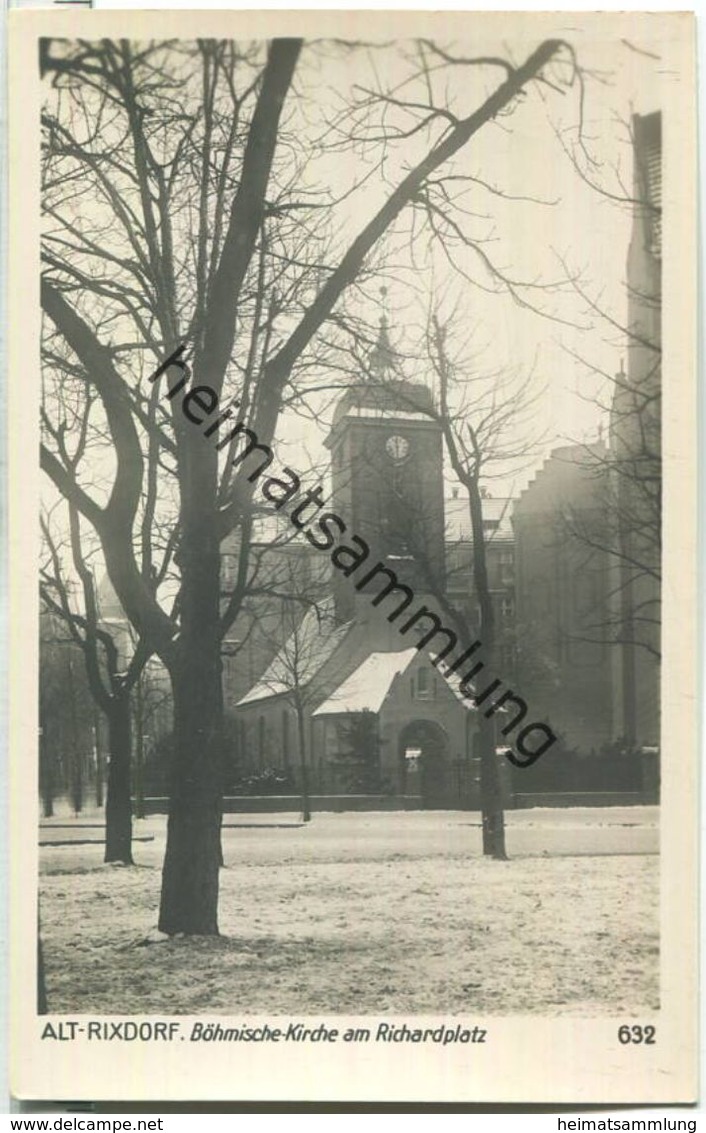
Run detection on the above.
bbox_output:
[325,314,445,623]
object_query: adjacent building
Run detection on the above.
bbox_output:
[609,111,661,756]
[512,444,614,753]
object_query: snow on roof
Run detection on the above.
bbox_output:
[236,602,349,706]
[436,661,479,712]
[312,649,418,716]
[444,495,514,544]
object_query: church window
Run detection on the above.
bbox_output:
[414,667,435,700]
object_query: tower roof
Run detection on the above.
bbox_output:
[331,377,435,429]
[329,296,436,431]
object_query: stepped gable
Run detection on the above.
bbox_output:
[514,443,608,516]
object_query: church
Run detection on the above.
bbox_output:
[228,322,512,809]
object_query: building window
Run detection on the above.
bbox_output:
[500,596,514,621]
[414,667,435,700]
[499,550,514,584]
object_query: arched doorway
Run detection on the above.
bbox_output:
[399,719,449,808]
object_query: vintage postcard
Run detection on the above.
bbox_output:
[8,8,698,1104]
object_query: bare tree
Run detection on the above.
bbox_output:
[40,36,579,933]
[40,506,151,863]
[39,617,93,817]
[235,545,354,821]
[247,601,323,823]
[131,657,172,820]
[379,311,546,858]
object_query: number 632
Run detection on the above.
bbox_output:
[618,1025,656,1044]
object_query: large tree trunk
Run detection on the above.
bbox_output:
[66,655,83,815]
[296,705,312,823]
[478,715,507,860]
[158,658,224,934]
[104,700,134,864]
[158,442,225,935]
[39,707,54,818]
[93,706,104,809]
[133,683,146,820]
[467,477,508,861]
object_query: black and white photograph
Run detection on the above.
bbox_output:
[9,7,697,1104]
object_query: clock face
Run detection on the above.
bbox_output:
[385,434,410,463]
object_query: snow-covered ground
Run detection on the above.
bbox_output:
[39,808,659,1016]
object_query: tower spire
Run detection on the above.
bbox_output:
[369,286,397,378]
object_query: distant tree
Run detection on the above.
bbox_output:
[40,507,151,863]
[334,710,387,794]
[39,616,94,815]
[370,309,547,858]
[248,556,349,821]
[130,657,172,819]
